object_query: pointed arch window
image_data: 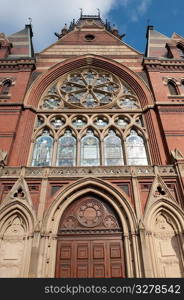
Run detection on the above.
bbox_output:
[104,130,124,166]
[126,130,148,165]
[168,81,179,95]
[177,45,184,58]
[31,129,53,166]
[56,130,76,166]
[80,130,100,166]
[1,79,12,95]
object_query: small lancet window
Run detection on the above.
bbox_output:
[177,45,184,58]
[56,130,76,166]
[126,130,148,165]
[104,130,124,166]
[168,81,179,95]
[31,129,53,166]
[1,80,12,95]
[80,130,100,166]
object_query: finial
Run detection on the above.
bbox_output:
[80,8,83,17]
[28,17,32,25]
[97,8,100,17]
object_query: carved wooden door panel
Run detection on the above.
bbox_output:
[56,238,124,278]
[55,195,125,278]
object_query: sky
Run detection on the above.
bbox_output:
[0,0,184,53]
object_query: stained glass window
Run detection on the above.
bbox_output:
[118,97,139,109]
[31,130,53,166]
[80,130,100,166]
[36,116,44,128]
[59,68,120,108]
[126,130,148,165]
[56,130,76,166]
[50,117,64,129]
[104,130,124,166]
[115,118,129,128]
[42,97,61,109]
[94,118,108,128]
[72,118,87,128]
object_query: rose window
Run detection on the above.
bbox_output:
[40,67,140,110]
[59,68,120,108]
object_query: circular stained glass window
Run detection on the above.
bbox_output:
[59,68,120,108]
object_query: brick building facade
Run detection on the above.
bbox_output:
[0,14,184,278]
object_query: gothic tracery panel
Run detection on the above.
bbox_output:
[39,67,137,109]
[30,66,150,167]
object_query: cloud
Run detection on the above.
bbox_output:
[138,0,152,14]
[130,0,152,22]
[0,0,116,51]
[0,0,152,51]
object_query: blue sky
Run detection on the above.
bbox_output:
[0,0,184,53]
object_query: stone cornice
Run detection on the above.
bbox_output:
[143,58,184,72]
[0,165,177,179]
[0,58,36,71]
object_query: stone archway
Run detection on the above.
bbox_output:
[55,193,125,278]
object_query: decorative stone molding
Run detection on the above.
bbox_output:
[3,176,33,207]
[144,58,184,72]
[0,59,35,71]
[0,165,177,179]
[144,175,178,214]
[162,77,180,86]
[171,148,184,162]
[0,149,7,167]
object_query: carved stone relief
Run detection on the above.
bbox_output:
[0,215,26,278]
[153,214,183,277]
[59,196,120,233]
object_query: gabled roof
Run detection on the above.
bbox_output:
[146,26,170,58]
[145,25,184,58]
[7,25,34,58]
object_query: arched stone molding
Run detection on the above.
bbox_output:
[38,177,141,278]
[24,55,154,109]
[3,176,33,207]
[144,175,179,215]
[0,201,36,278]
[143,200,184,278]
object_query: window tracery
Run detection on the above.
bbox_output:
[39,67,139,109]
[30,66,150,166]
[30,113,149,166]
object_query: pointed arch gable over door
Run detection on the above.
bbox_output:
[40,178,140,278]
[56,193,125,278]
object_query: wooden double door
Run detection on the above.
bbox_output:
[56,236,124,278]
[55,195,125,278]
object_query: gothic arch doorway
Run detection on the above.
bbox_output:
[55,193,125,278]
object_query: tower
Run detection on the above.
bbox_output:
[0,14,184,278]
